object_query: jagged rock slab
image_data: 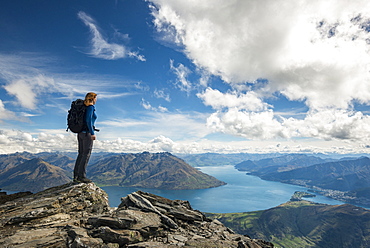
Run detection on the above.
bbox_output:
[0,183,273,248]
[0,182,109,247]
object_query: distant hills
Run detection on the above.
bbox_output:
[88,152,226,189]
[3,151,370,248]
[0,157,71,192]
[178,152,282,167]
[0,152,225,192]
[207,200,370,248]
[235,154,370,206]
[235,154,333,174]
[260,157,370,191]
[2,151,370,206]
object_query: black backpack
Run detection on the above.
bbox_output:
[66,99,86,133]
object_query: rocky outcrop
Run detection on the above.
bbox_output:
[0,182,273,248]
[0,182,109,247]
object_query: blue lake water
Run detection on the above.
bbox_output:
[102,165,344,213]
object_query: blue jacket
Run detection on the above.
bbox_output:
[84,105,97,135]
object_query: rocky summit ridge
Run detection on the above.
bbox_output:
[0,182,273,248]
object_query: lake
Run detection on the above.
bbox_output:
[102,165,344,213]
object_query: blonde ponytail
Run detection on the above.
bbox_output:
[84,92,97,106]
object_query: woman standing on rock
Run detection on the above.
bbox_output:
[73,92,98,183]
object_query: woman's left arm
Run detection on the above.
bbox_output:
[85,105,95,135]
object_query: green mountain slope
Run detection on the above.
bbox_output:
[207,201,370,248]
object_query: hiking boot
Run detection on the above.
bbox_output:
[73,178,81,184]
[78,177,92,183]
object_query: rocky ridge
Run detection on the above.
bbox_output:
[0,182,273,248]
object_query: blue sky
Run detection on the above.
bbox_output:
[1,0,370,154]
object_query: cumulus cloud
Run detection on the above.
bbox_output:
[0,130,74,154]
[149,135,175,152]
[198,88,269,112]
[207,109,286,140]
[0,128,368,155]
[285,109,370,141]
[77,11,145,61]
[150,0,370,142]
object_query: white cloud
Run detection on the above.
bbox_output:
[170,59,192,94]
[149,135,175,152]
[151,0,370,91]
[141,98,168,112]
[0,129,74,154]
[98,110,211,142]
[135,81,150,92]
[0,100,21,122]
[77,11,145,61]
[4,75,56,110]
[204,104,370,143]
[198,88,269,112]
[150,0,370,142]
[154,89,171,102]
[0,132,9,145]
[0,53,139,120]
[1,128,369,155]
[207,109,286,140]
[141,98,152,110]
[0,53,61,112]
[21,132,33,142]
[285,109,370,141]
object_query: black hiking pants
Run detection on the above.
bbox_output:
[73,132,94,179]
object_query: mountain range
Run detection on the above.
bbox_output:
[178,152,282,167]
[235,154,334,174]
[0,157,71,192]
[235,154,370,207]
[87,152,226,189]
[1,151,370,247]
[260,157,370,191]
[0,151,225,192]
[2,151,370,203]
